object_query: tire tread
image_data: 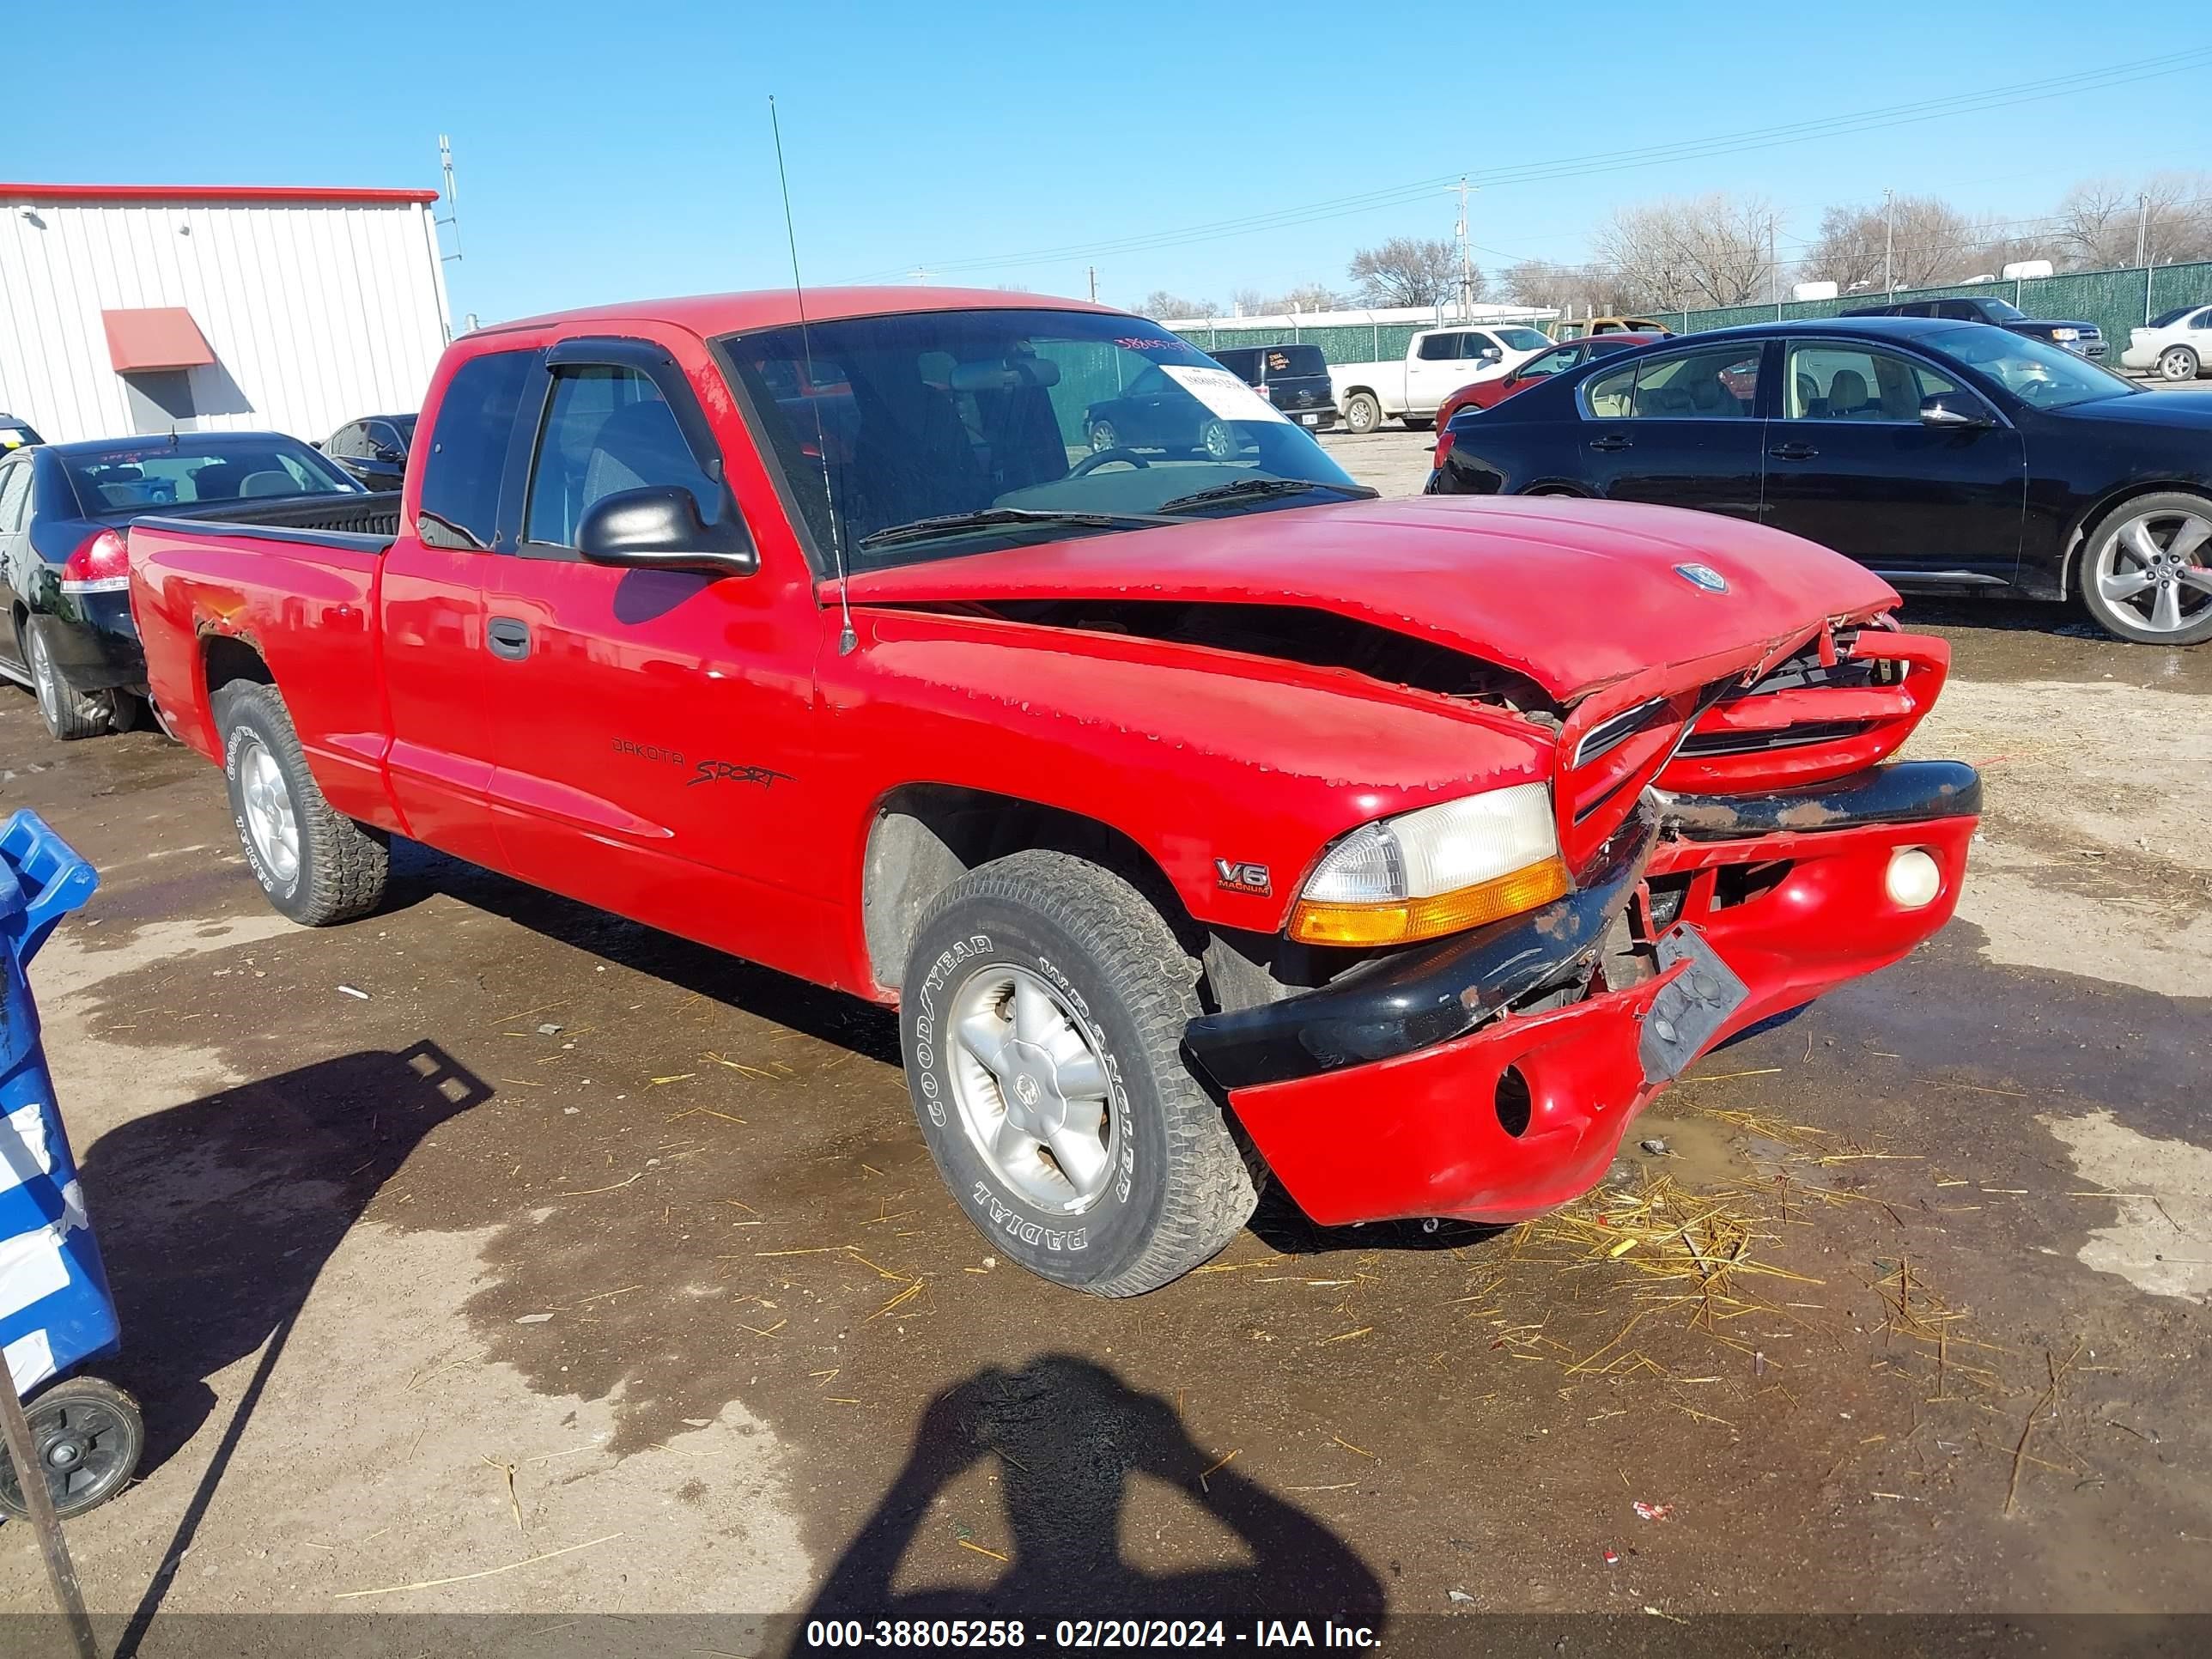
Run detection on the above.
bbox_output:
[212,679,389,925]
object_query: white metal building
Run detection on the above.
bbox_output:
[0,183,451,444]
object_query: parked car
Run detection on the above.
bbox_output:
[0,433,369,739]
[1208,344,1338,432]
[1547,317,1669,342]
[129,289,1977,1296]
[2121,303,2212,381]
[1432,333,1662,428]
[1841,295,2106,359]
[1429,315,2212,644]
[1328,325,1553,433]
[321,413,416,488]
[0,415,45,453]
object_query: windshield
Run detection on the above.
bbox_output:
[718,308,1359,569]
[63,437,361,512]
[1976,297,2028,322]
[1930,325,2138,410]
[1492,327,1551,353]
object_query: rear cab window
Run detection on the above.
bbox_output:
[416,349,538,550]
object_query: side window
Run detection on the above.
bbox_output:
[1611,345,1761,419]
[1785,345,1945,421]
[1416,334,1457,362]
[367,421,404,455]
[326,423,364,459]
[1522,347,1579,377]
[416,349,538,551]
[0,463,31,536]
[2195,308,2212,331]
[1585,361,1638,418]
[522,365,718,550]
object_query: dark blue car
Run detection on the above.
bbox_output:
[0,432,364,739]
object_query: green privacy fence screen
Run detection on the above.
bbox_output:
[1173,262,2212,367]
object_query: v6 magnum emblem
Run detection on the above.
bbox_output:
[1214,859,1273,896]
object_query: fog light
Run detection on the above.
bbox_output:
[1885,848,1942,908]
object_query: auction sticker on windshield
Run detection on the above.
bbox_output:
[1162,365,1291,425]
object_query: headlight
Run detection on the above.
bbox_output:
[1288,781,1570,947]
[2051,328,2080,342]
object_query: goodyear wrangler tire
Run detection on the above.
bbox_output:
[213,679,389,926]
[901,849,1258,1296]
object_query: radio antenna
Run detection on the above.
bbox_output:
[769,95,856,656]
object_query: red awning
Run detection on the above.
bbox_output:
[101,307,216,374]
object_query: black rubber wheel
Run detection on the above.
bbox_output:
[900,849,1258,1296]
[0,1376,143,1519]
[1199,418,1239,460]
[107,688,148,733]
[213,678,389,925]
[2157,344,2200,383]
[1401,416,1434,432]
[1342,392,1382,434]
[2076,491,2212,646]
[22,617,113,742]
[1087,420,1120,453]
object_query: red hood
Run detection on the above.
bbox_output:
[840,495,1899,704]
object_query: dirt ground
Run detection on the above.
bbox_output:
[3,445,2209,1652]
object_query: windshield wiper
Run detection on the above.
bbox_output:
[1154,477,1380,514]
[855,506,1174,551]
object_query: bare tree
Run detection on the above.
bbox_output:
[1138,289,1218,321]
[1231,286,1268,317]
[1346,238,1469,307]
[2057,173,2212,269]
[1807,195,1977,291]
[1593,193,1779,311]
[1270,281,1346,313]
[1500,258,1632,318]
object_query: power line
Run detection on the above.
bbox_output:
[849,48,2212,282]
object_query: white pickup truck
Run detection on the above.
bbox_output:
[1328,324,1553,433]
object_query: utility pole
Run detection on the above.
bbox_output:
[435,135,463,264]
[1087,265,1097,303]
[2136,193,2150,267]
[1771,218,1781,318]
[1882,188,1894,292]
[1454,176,1474,323]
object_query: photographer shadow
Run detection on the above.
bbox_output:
[798,1354,1385,1640]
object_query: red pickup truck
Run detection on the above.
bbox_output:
[129,289,1978,1296]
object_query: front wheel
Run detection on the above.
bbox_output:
[2079,492,2212,645]
[1087,420,1121,453]
[1342,392,1382,434]
[900,850,1258,1296]
[214,678,390,924]
[0,1376,143,1519]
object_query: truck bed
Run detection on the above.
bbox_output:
[133,489,402,551]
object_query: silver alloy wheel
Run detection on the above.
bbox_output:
[2094,507,2212,635]
[945,963,1117,1212]
[26,627,62,728]
[235,733,301,884]
[1088,422,1118,453]
[1201,419,1237,460]
[2160,345,2199,382]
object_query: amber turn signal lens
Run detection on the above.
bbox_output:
[1287,855,1572,946]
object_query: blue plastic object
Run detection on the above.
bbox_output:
[0,810,114,1401]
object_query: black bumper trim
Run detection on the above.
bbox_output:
[1184,806,1656,1093]
[1652,760,1981,842]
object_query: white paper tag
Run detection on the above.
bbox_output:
[1161,365,1291,426]
[0,428,27,448]
[5,1328,55,1395]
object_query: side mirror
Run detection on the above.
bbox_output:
[1920,393,1993,429]
[372,446,404,465]
[1480,347,1503,362]
[576,485,757,577]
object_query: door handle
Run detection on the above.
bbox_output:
[1588,433,1633,453]
[486,617,532,661]
[1768,442,1820,460]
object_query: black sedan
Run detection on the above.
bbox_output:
[1430,316,2212,645]
[0,433,364,739]
[1085,364,1257,460]
[320,412,416,489]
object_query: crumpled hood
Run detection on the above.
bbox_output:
[840,495,1899,704]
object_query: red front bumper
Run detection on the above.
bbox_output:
[1221,810,1975,1228]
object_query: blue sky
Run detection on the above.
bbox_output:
[9,2,2207,322]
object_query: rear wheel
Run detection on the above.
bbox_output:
[1199,418,1238,460]
[214,678,389,924]
[2158,344,2200,382]
[1401,416,1433,432]
[0,1376,143,1520]
[900,849,1258,1296]
[1087,420,1121,453]
[2079,492,2212,645]
[23,617,113,742]
[1343,392,1382,434]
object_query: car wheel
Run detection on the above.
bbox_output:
[1087,420,1120,453]
[1401,416,1433,432]
[900,848,1259,1296]
[2158,344,2200,382]
[214,678,390,924]
[2079,492,2212,645]
[0,1376,143,1520]
[1200,418,1239,461]
[22,617,113,742]
[1343,393,1382,434]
